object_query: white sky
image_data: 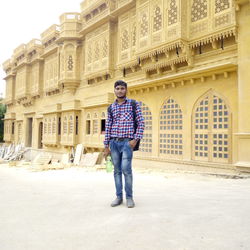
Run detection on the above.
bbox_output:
[0,0,83,98]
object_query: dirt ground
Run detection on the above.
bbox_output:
[0,164,250,250]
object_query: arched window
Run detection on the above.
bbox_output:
[18,123,22,142]
[137,102,152,155]
[140,13,149,37]
[191,0,208,22]
[69,115,73,134]
[44,119,47,134]
[159,98,183,158]
[86,113,91,135]
[94,42,99,61]
[63,116,68,134]
[52,117,56,134]
[48,118,52,134]
[102,39,108,58]
[168,0,178,25]
[93,113,98,134]
[153,6,162,32]
[87,45,92,64]
[121,29,129,51]
[193,91,231,163]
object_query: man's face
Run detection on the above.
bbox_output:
[114,85,127,98]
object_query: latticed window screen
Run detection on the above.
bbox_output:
[140,13,149,37]
[18,123,22,142]
[153,6,162,32]
[138,102,152,154]
[159,99,183,158]
[44,119,47,134]
[191,0,208,22]
[87,45,92,64]
[48,119,52,134]
[168,0,178,25]
[215,0,230,13]
[132,25,136,47]
[52,117,56,134]
[63,117,67,134]
[69,115,73,134]
[93,120,98,134]
[102,39,108,58]
[193,93,231,163]
[121,29,129,51]
[193,96,209,160]
[94,42,99,61]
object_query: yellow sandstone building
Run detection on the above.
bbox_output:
[2,0,250,172]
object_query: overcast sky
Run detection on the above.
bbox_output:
[0,0,83,97]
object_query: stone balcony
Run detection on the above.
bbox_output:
[80,0,114,13]
[41,25,60,55]
[2,59,12,72]
[109,0,135,17]
[41,24,60,42]
[26,39,42,51]
[14,44,26,57]
[59,13,82,39]
[80,0,116,35]
[26,39,43,63]
[13,44,27,68]
[4,96,15,106]
[4,112,16,120]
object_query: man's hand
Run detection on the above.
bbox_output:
[129,139,138,149]
[103,147,111,160]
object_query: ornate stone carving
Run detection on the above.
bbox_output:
[168,0,178,25]
[191,0,208,22]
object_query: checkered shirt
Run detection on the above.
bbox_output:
[104,98,145,148]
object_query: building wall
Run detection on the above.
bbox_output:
[2,0,250,171]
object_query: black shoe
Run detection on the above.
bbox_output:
[126,198,135,208]
[111,197,123,207]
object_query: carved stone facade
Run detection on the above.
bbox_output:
[2,0,250,172]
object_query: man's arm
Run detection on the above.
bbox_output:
[103,106,112,158]
[134,101,145,140]
[129,101,145,149]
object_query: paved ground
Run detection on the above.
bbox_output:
[0,164,250,250]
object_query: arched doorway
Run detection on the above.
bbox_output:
[159,98,183,159]
[192,91,231,163]
[137,102,153,156]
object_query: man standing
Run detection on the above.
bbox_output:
[103,80,144,208]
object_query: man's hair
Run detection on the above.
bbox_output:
[114,80,127,88]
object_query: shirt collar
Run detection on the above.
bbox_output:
[115,97,128,105]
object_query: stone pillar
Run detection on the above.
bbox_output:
[235,1,250,171]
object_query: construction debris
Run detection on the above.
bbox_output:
[73,144,84,166]
[80,152,100,167]
[0,143,107,172]
[0,143,27,162]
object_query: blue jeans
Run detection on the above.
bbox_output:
[110,138,133,199]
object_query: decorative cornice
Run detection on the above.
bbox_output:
[127,61,237,92]
[189,27,236,48]
[142,56,188,72]
[136,39,187,60]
